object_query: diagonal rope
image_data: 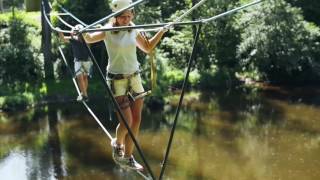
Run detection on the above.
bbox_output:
[58,47,113,140]
[48,2,75,29]
[163,0,207,30]
[56,2,87,26]
[41,1,71,33]
[158,24,202,180]
[202,0,263,23]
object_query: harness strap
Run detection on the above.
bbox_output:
[107,71,139,80]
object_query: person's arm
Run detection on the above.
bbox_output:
[57,29,72,43]
[136,29,166,54]
[83,31,106,44]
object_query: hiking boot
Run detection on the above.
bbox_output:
[77,94,89,102]
[76,95,83,102]
[119,155,144,171]
[111,139,124,163]
[83,96,89,102]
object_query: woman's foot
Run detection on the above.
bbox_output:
[119,155,144,171]
[111,139,124,163]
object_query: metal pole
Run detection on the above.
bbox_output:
[159,23,202,180]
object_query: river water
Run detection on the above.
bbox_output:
[0,86,320,180]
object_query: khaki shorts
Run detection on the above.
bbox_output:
[107,73,144,97]
[75,61,92,76]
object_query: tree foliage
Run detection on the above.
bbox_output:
[287,0,320,26]
[237,0,320,83]
[0,15,42,87]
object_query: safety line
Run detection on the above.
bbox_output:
[58,47,113,140]
[81,0,263,33]
[158,24,202,180]
[161,0,207,31]
[56,15,74,29]
[41,1,71,33]
[56,3,87,26]
[48,2,74,28]
[47,12,69,16]
[202,0,263,23]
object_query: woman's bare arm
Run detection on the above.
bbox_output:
[136,30,166,54]
[83,31,106,44]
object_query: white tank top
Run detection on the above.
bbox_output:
[104,24,140,74]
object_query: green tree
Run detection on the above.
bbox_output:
[237,0,320,83]
[286,0,320,26]
[0,16,42,87]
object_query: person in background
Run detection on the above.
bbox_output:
[83,0,169,170]
[58,24,92,102]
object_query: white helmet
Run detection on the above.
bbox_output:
[73,24,84,31]
[110,0,133,12]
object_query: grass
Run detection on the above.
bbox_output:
[0,10,41,28]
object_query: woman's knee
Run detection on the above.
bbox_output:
[116,96,130,110]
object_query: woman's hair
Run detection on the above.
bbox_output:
[109,10,134,34]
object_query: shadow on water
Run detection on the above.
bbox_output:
[0,86,320,180]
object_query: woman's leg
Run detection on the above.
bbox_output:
[83,75,88,95]
[76,74,86,96]
[115,96,133,145]
[124,98,143,157]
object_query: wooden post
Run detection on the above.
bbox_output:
[41,0,54,80]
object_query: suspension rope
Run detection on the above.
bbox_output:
[47,2,74,29]
[81,0,263,33]
[56,2,87,26]
[56,15,74,29]
[158,0,207,31]
[47,12,69,16]
[58,47,113,140]
[202,0,263,23]
[41,2,71,33]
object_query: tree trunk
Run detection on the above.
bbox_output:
[41,0,54,80]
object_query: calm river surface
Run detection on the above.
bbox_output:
[1,86,320,180]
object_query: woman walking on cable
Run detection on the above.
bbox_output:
[83,0,168,170]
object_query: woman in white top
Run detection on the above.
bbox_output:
[84,0,167,170]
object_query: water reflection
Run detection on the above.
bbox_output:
[0,86,320,180]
